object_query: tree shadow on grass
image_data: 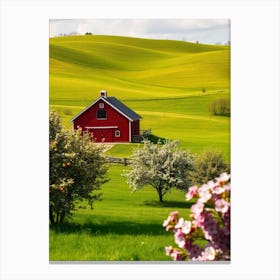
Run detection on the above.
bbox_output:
[141,200,193,209]
[50,220,165,236]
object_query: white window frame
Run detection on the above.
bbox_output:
[99,102,104,109]
[115,130,121,137]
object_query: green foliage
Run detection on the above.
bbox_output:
[146,133,166,144]
[210,98,230,116]
[49,110,108,224]
[189,149,230,185]
[123,140,194,202]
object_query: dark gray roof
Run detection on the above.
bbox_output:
[106,97,142,121]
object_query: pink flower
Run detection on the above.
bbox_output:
[200,183,212,192]
[165,246,173,256]
[191,201,204,218]
[186,186,198,200]
[174,229,186,248]
[204,246,216,260]
[207,180,216,191]
[216,173,230,184]
[215,199,229,213]
[163,211,179,229]
[163,173,231,262]
[224,183,231,191]
[175,218,192,235]
[170,249,184,261]
[212,184,226,195]
[182,220,192,235]
[195,213,205,227]
[198,189,212,203]
[175,217,185,229]
[162,216,171,227]
[169,211,179,223]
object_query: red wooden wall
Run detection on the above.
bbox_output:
[73,99,131,142]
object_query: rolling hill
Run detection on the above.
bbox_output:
[49,35,230,159]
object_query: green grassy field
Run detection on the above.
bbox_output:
[50,165,193,261]
[50,35,230,159]
[49,35,230,261]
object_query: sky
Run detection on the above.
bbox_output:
[49,19,230,45]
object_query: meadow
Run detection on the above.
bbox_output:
[49,35,230,261]
[50,165,193,261]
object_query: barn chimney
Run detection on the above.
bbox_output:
[100,89,107,98]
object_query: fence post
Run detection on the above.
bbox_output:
[124,158,127,166]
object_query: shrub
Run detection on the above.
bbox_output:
[210,98,230,116]
[163,173,231,261]
[62,108,72,115]
[123,140,194,202]
[189,149,230,186]
[49,110,108,224]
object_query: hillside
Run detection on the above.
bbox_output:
[49,35,230,159]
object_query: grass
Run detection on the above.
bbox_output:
[49,35,230,260]
[49,165,192,261]
[49,35,230,160]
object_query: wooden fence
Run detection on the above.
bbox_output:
[104,156,133,166]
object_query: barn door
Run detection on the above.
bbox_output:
[88,128,113,142]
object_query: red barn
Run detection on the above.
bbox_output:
[70,90,142,143]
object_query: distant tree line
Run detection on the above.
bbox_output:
[210,98,230,117]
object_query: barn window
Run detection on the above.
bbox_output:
[115,130,121,137]
[99,103,104,108]
[97,110,107,119]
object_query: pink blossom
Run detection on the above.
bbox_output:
[224,183,231,191]
[175,217,185,229]
[200,183,211,192]
[215,199,229,213]
[191,202,204,218]
[170,249,184,261]
[216,173,230,184]
[175,218,192,235]
[174,229,186,248]
[165,246,173,256]
[204,246,216,260]
[165,225,173,231]
[162,216,171,227]
[164,173,230,261]
[212,184,226,195]
[169,211,179,222]
[195,213,205,227]
[163,211,179,229]
[182,220,192,235]
[186,186,198,200]
[198,189,212,203]
[207,180,216,190]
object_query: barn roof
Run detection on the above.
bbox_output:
[106,97,141,121]
[70,96,142,122]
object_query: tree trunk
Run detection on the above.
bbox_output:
[49,206,55,225]
[156,187,163,202]
[155,185,163,202]
[60,211,65,223]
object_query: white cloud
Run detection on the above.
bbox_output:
[49,19,230,44]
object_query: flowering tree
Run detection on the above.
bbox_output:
[163,173,230,261]
[124,140,194,202]
[49,110,108,224]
